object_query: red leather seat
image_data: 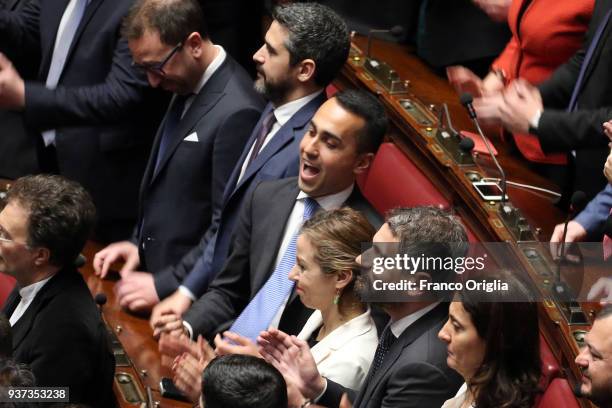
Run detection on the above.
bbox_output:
[537,378,581,408]
[0,273,16,308]
[360,143,479,242]
[540,334,561,389]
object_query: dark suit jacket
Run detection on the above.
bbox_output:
[154,93,326,298]
[0,0,167,241]
[320,303,463,408]
[535,0,612,200]
[134,55,263,296]
[1,268,115,408]
[183,177,382,339]
[416,0,510,74]
[0,0,39,179]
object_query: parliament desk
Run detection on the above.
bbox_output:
[0,34,605,406]
[80,241,191,408]
[334,35,605,407]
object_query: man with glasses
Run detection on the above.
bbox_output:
[0,0,169,243]
[93,0,263,312]
[149,2,350,326]
[0,175,115,407]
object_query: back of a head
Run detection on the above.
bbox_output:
[0,358,35,388]
[272,2,350,87]
[459,270,541,408]
[386,206,468,287]
[202,354,287,408]
[122,0,206,45]
[5,175,96,268]
[0,315,11,359]
[334,90,387,155]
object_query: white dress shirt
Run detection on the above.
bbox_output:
[237,89,324,183]
[182,45,226,116]
[9,276,54,326]
[268,184,354,329]
[390,301,441,338]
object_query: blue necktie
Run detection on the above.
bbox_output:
[154,95,189,175]
[42,0,88,146]
[567,9,612,112]
[229,197,320,341]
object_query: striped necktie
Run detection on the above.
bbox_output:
[229,197,320,341]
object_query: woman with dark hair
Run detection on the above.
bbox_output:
[438,271,541,408]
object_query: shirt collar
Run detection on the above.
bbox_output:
[390,302,441,338]
[193,45,226,95]
[18,275,54,301]
[296,183,354,211]
[272,89,324,127]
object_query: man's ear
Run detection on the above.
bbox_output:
[32,247,51,267]
[296,58,316,83]
[185,32,203,58]
[353,152,375,175]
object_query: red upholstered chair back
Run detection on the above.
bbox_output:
[360,143,479,242]
[539,334,561,389]
[537,378,581,408]
[0,273,16,308]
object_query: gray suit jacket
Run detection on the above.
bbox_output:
[183,177,382,340]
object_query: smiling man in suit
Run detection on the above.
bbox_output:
[0,0,168,242]
[0,175,114,407]
[92,0,263,313]
[153,90,386,357]
[147,2,351,325]
[259,207,466,408]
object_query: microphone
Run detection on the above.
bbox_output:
[95,293,107,313]
[459,137,475,154]
[573,383,583,398]
[366,25,404,58]
[460,93,508,204]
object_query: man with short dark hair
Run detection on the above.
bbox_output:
[259,206,465,408]
[149,2,351,325]
[154,89,386,354]
[0,175,115,408]
[575,305,612,408]
[199,354,288,408]
[93,0,263,312]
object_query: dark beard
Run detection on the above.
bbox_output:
[254,75,292,105]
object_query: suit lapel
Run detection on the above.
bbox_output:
[355,303,448,406]
[40,0,71,74]
[151,58,234,182]
[10,272,71,351]
[582,8,612,87]
[230,93,327,201]
[252,181,300,291]
[64,0,104,67]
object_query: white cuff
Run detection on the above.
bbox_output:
[313,378,328,403]
[529,109,542,130]
[178,285,196,302]
[183,321,194,340]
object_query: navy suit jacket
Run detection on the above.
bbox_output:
[140,55,264,297]
[575,183,612,236]
[0,0,167,241]
[535,0,612,200]
[2,268,115,408]
[183,177,382,340]
[154,93,326,298]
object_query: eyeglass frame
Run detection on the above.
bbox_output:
[132,42,183,77]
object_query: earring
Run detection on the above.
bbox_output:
[333,288,341,305]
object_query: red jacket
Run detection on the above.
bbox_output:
[491,0,594,164]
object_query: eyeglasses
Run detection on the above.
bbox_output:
[0,230,30,248]
[133,42,183,76]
